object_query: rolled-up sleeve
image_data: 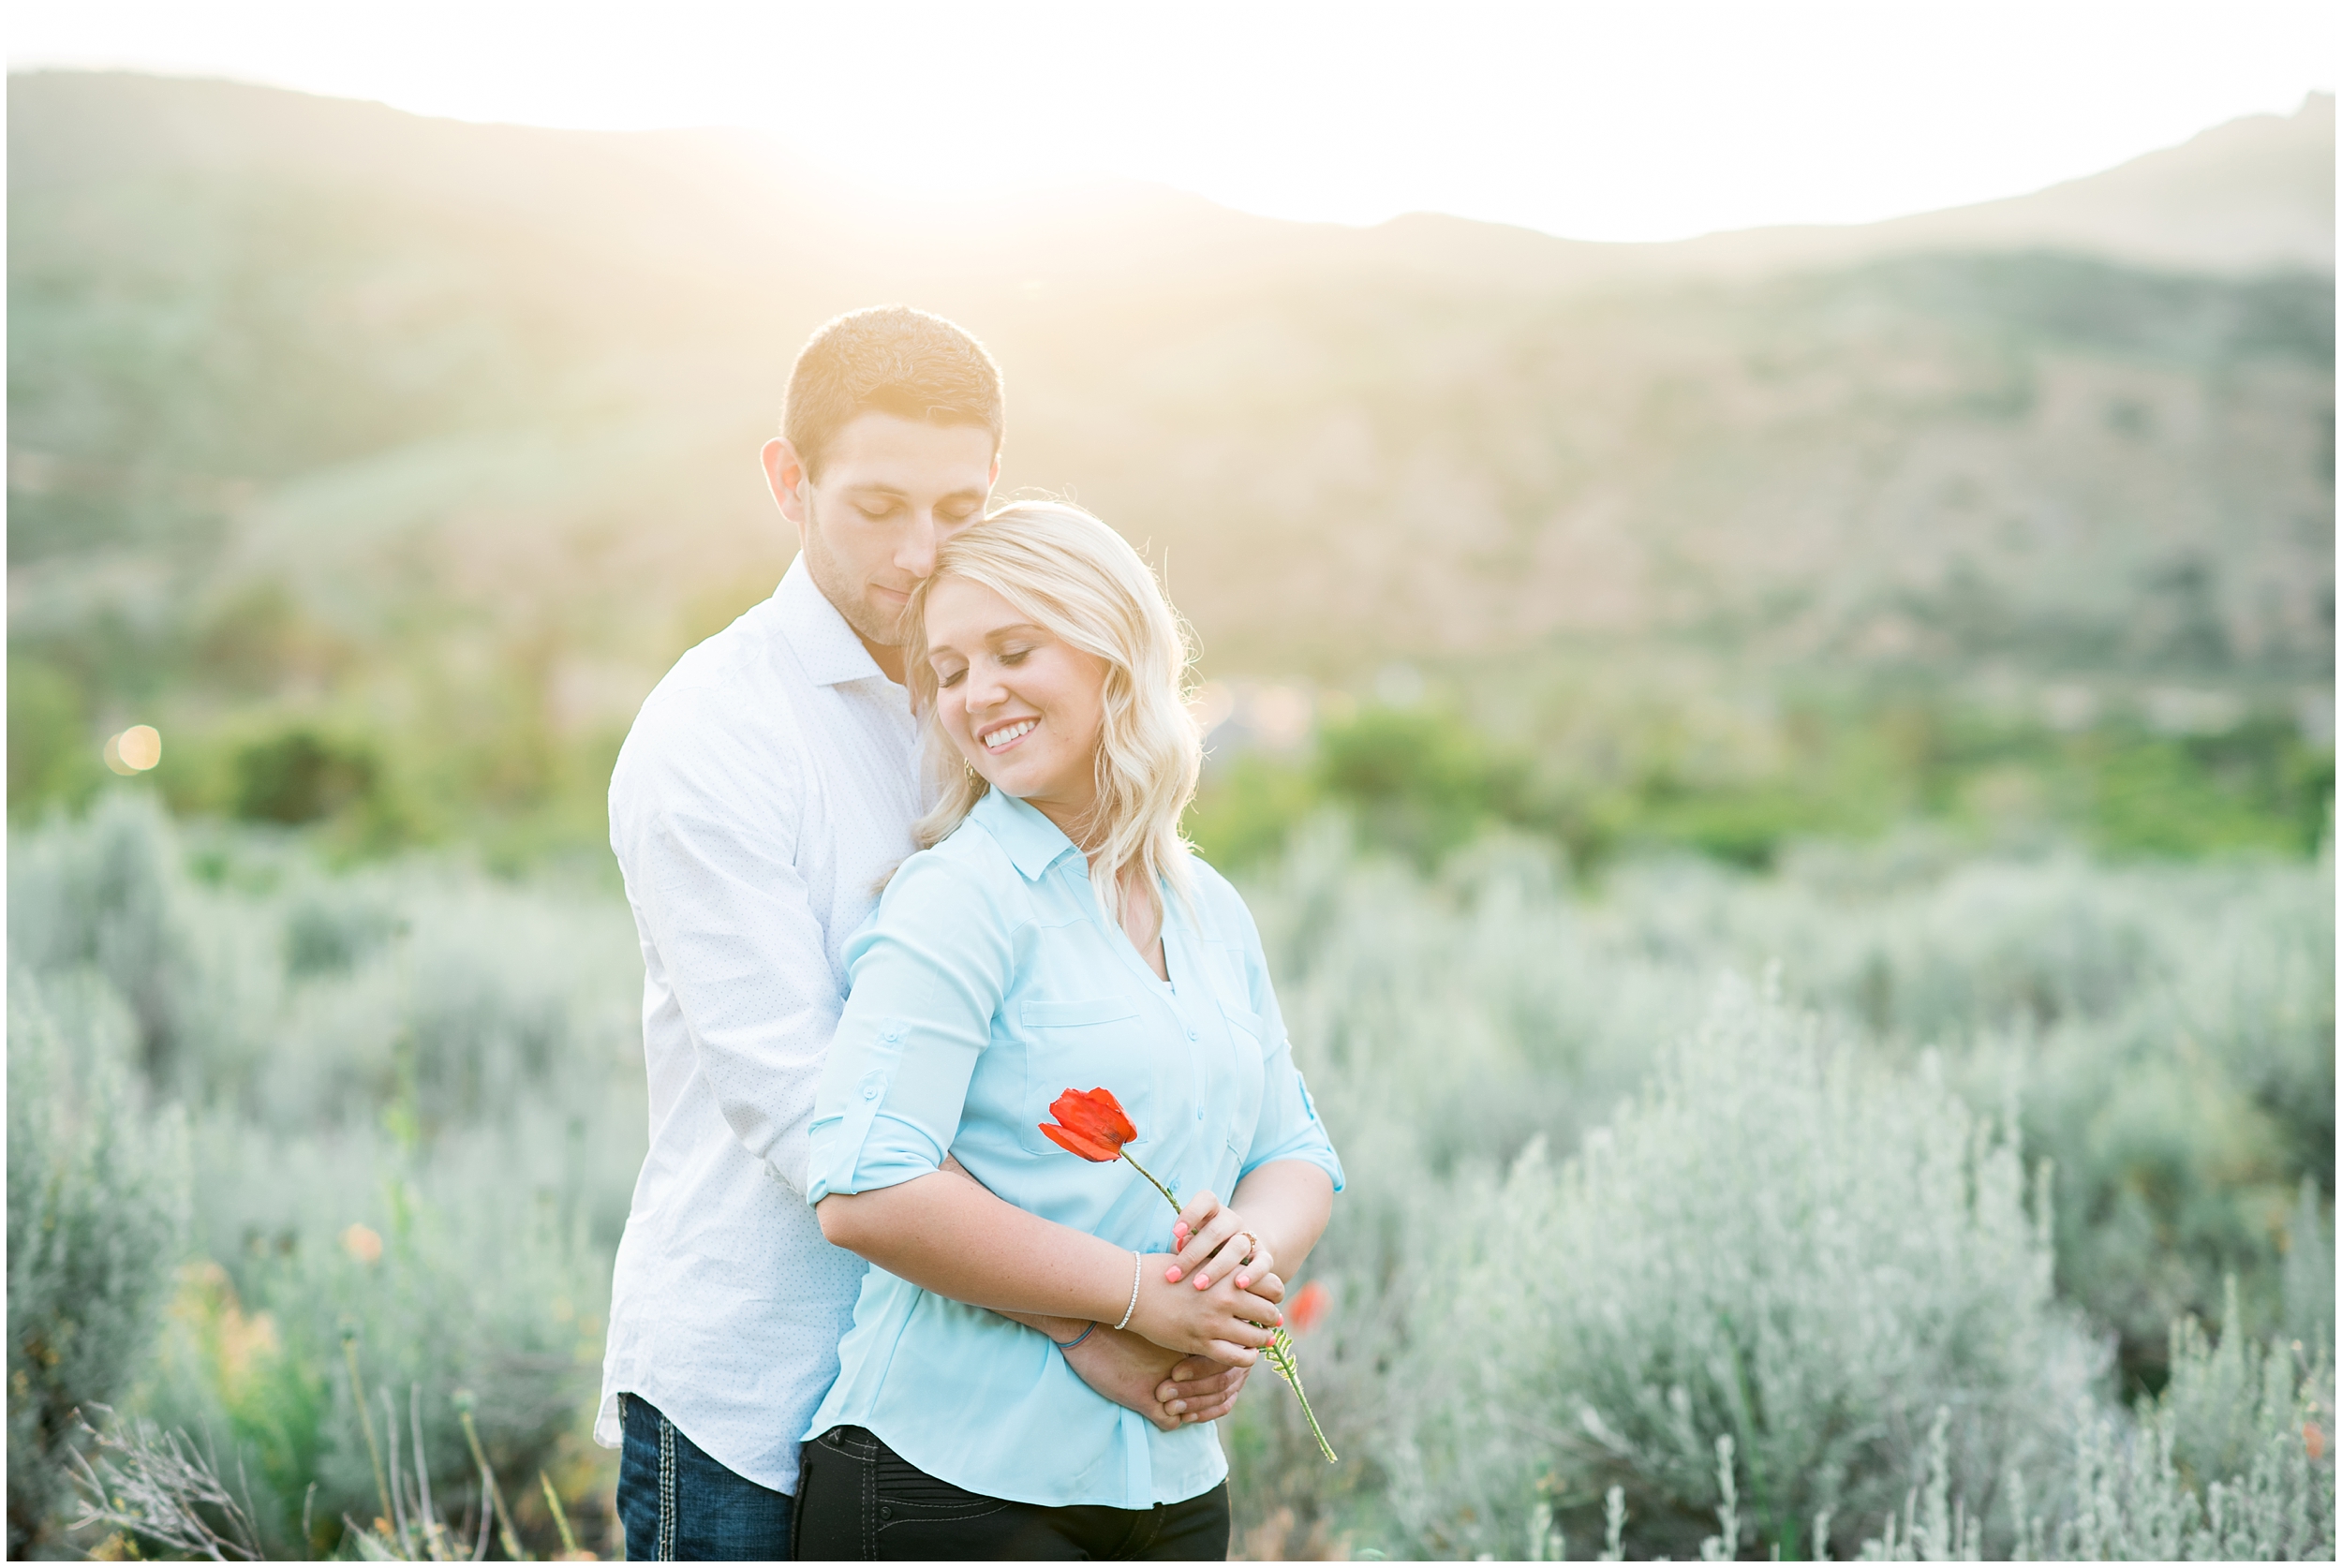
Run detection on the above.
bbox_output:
[807,853,1015,1204]
[1226,892,1345,1192]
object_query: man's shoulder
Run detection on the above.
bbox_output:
[638,600,789,717]
[612,605,809,808]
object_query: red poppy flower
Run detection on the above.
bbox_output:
[1288,1280,1330,1336]
[1039,1087,1137,1162]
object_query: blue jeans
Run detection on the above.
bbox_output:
[616,1394,794,1561]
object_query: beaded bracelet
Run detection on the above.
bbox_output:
[1113,1249,1143,1332]
[1052,1323,1096,1351]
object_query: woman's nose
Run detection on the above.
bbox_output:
[963,663,1008,710]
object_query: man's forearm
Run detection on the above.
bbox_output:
[998,1307,1089,1341]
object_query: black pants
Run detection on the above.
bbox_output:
[792,1425,1230,1561]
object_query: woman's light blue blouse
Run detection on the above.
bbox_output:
[802,789,1343,1509]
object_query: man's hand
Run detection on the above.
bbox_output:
[1061,1328,1251,1430]
[1157,1353,1250,1425]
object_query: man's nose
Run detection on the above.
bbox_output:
[897,512,941,580]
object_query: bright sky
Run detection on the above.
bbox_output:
[9,0,2334,242]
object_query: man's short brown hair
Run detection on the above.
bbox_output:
[782,305,1004,481]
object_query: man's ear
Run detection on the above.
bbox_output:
[763,437,812,541]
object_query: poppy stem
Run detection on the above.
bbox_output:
[1120,1150,1182,1216]
[1264,1329,1339,1463]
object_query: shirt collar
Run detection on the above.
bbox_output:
[971,789,1081,880]
[775,555,891,688]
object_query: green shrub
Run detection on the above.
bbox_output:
[133,1158,611,1555]
[7,795,642,1556]
[1187,752,1323,869]
[2282,1178,2335,1354]
[1312,705,1505,865]
[232,726,383,826]
[1855,1284,2333,1561]
[1605,841,2334,1378]
[2090,737,2310,859]
[1216,823,2328,1555]
[8,792,197,1078]
[1388,979,2096,1560]
[7,658,98,814]
[7,972,189,1556]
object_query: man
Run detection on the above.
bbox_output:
[596,306,1250,1560]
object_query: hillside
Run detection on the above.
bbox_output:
[1644,92,2336,279]
[8,70,2332,844]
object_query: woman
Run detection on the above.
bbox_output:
[794,501,1342,1560]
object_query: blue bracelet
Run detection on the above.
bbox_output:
[1052,1323,1096,1351]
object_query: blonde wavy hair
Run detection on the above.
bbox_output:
[904,501,1201,929]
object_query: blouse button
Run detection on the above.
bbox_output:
[862,1084,880,1101]
[1186,1027,1198,1041]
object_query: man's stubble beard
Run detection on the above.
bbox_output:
[801,491,909,652]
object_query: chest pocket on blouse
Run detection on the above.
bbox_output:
[1216,1001,1271,1167]
[1015,998,1156,1157]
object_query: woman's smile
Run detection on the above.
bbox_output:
[980,717,1039,752]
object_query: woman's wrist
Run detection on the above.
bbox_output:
[1113,1249,1143,1331]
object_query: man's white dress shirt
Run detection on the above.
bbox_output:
[596,556,925,1494]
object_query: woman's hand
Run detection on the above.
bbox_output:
[1164,1191,1277,1295]
[1127,1252,1282,1365]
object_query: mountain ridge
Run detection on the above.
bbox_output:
[10,70,2332,290]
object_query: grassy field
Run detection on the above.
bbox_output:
[7,791,2329,1559]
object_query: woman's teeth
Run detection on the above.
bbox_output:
[984,720,1036,751]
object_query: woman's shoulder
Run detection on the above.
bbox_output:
[847,830,1030,977]
[1178,851,1261,944]
[876,816,1028,919]
[1182,848,1237,901]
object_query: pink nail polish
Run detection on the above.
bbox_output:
[1164,1266,1182,1282]
[1195,1274,1210,1289]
